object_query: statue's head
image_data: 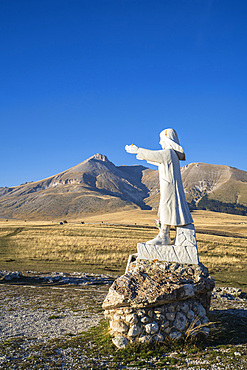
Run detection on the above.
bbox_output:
[159,128,185,160]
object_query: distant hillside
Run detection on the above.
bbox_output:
[181,163,247,214]
[1,154,247,219]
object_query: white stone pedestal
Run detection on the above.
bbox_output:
[137,223,199,265]
[137,243,199,265]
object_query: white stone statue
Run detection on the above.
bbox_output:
[125,128,198,259]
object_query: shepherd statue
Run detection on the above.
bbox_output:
[125,128,197,249]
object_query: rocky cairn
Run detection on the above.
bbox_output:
[102,258,215,348]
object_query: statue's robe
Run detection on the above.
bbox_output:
[137,148,193,226]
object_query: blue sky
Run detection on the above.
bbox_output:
[1,0,247,187]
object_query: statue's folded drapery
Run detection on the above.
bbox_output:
[137,147,193,226]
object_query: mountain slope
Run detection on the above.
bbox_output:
[181,162,247,206]
[0,154,151,219]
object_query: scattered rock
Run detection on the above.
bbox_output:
[0,271,23,281]
[166,312,176,321]
[138,334,152,343]
[110,321,128,334]
[153,333,164,342]
[125,313,138,324]
[187,310,195,320]
[174,312,187,331]
[112,336,129,349]
[128,324,141,337]
[0,270,114,285]
[145,322,159,334]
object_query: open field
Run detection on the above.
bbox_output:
[0,210,247,289]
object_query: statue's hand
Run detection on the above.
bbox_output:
[125,144,139,154]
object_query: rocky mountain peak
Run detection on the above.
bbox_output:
[90,153,109,162]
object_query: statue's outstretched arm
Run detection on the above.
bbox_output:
[125,145,164,164]
[137,148,163,164]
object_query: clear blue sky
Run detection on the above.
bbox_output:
[1,0,247,187]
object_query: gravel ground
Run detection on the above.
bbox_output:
[0,273,247,369]
[0,285,106,342]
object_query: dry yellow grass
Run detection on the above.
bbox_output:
[0,210,246,288]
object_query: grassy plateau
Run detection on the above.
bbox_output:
[0,209,247,289]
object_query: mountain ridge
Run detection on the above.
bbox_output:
[1,154,247,220]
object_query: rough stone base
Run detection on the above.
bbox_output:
[103,259,215,348]
[105,298,211,348]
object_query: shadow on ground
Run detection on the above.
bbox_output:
[209,308,247,345]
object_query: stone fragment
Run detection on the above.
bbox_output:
[164,326,171,334]
[174,312,187,331]
[140,316,149,324]
[113,314,122,321]
[147,310,153,318]
[187,310,195,320]
[154,313,165,322]
[138,335,152,343]
[154,307,165,313]
[137,309,146,317]
[183,284,195,297]
[110,321,128,333]
[153,333,164,342]
[128,324,141,337]
[201,317,209,325]
[169,331,182,340]
[180,302,189,313]
[145,322,159,334]
[123,308,133,314]
[125,314,138,325]
[104,310,111,319]
[187,267,194,275]
[167,305,175,313]
[112,336,129,349]
[194,303,206,317]
[166,312,175,321]
[102,287,126,310]
[115,309,124,315]
[160,321,169,330]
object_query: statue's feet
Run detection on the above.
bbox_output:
[173,224,197,247]
[146,232,171,246]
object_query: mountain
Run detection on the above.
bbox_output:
[1,154,247,220]
[181,162,247,214]
[0,154,152,220]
